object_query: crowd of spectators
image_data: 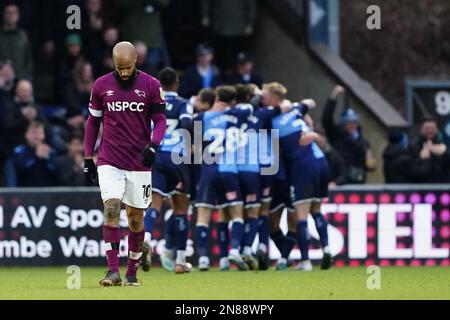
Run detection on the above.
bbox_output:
[0,0,261,187]
[0,1,448,187]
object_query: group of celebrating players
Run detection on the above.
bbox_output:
[84,42,332,287]
[140,68,333,275]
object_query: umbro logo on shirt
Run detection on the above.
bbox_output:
[135,89,146,98]
[106,90,114,96]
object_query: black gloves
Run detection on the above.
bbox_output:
[142,142,159,168]
[84,159,98,185]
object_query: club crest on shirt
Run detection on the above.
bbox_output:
[135,89,146,98]
[106,90,114,96]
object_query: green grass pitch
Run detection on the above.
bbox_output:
[0,266,449,300]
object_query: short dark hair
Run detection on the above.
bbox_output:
[216,86,236,104]
[66,130,84,143]
[27,121,44,131]
[199,88,216,107]
[421,116,437,126]
[158,67,178,89]
[235,84,251,103]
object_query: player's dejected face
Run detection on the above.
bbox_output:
[115,60,136,81]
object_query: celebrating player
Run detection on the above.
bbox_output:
[194,86,252,271]
[84,41,166,286]
[271,100,332,271]
[235,84,282,270]
[141,67,193,274]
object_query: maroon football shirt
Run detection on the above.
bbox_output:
[87,71,165,171]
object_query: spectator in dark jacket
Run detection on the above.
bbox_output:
[0,59,15,100]
[56,132,86,186]
[65,60,93,121]
[116,0,170,74]
[82,0,107,68]
[134,41,153,75]
[0,60,16,179]
[56,33,86,101]
[383,130,413,183]
[201,0,257,71]
[321,85,377,184]
[86,24,119,77]
[408,117,450,183]
[3,79,47,152]
[179,44,221,99]
[0,4,33,80]
[12,121,58,187]
[225,52,263,88]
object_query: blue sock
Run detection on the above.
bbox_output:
[144,208,159,233]
[174,214,188,251]
[243,217,258,248]
[258,216,270,248]
[270,229,284,254]
[217,222,229,258]
[312,212,329,248]
[230,219,244,250]
[196,225,209,257]
[297,220,309,261]
[281,231,297,259]
[164,213,176,250]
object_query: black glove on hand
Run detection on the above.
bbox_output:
[84,159,98,185]
[142,142,158,168]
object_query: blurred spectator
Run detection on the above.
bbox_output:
[201,0,257,71]
[0,60,15,180]
[56,132,86,186]
[57,33,85,100]
[226,52,263,87]
[65,61,93,121]
[12,121,58,187]
[83,0,107,71]
[49,61,92,155]
[0,59,16,100]
[315,131,347,186]
[322,85,377,184]
[84,0,104,34]
[383,130,412,183]
[179,44,221,99]
[40,0,84,59]
[116,0,170,75]
[0,3,33,79]
[408,117,450,183]
[3,79,46,152]
[89,25,119,76]
[134,41,152,75]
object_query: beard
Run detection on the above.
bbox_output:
[113,68,138,89]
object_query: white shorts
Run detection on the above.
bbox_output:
[97,165,152,209]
